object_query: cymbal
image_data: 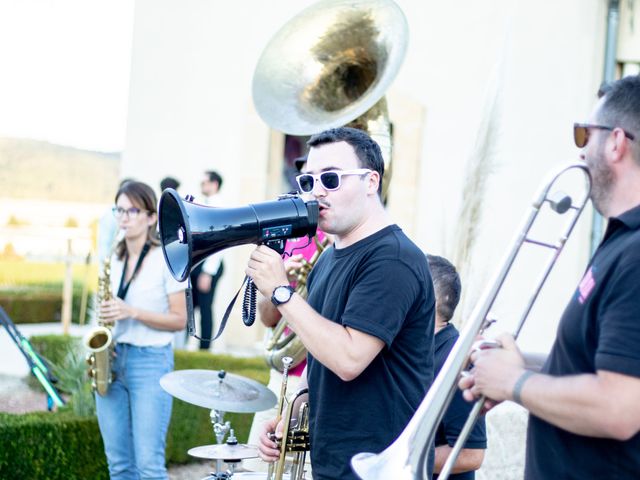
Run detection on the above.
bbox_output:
[188,443,259,460]
[160,369,276,413]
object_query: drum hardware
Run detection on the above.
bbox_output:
[211,409,232,445]
[161,370,277,478]
[189,439,259,461]
[160,369,277,413]
[201,474,292,480]
[350,163,592,479]
[191,428,259,479]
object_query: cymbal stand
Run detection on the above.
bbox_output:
[210,409,231,474]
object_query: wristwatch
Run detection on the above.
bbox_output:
[271,285,295,306]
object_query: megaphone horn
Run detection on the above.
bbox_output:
[158,189,319,282]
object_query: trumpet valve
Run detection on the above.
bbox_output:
[286,431,310,452]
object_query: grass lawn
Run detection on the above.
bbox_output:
[0,260,97,289]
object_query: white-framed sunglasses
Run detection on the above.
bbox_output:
[295,168,372,193]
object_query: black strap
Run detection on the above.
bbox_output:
[188,275,251,343]
[213,275,252,340]
[117,243,151,300]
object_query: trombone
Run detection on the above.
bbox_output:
[351,163,592,479]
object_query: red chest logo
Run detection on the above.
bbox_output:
[578,267,596,304]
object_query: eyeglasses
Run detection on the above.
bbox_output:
[295,169,372,193]
[573,123,635,148]
[112,206,147,219]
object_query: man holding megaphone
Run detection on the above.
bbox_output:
[247,127,436,480]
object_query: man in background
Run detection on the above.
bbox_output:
[160,176,180,192]
[190,170,224,350]
[428,254,486,479]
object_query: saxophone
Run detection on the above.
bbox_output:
[263,235,329,372]
[84,232,121,396]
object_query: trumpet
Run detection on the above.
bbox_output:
[268,357,311,480]
[351,163,592,479]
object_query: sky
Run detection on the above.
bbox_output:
[0,0,134,153]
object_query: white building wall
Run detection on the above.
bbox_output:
[123,0,614,353]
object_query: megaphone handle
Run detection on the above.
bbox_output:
[265,239,285,254]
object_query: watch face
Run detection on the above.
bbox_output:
[274,287,291,302]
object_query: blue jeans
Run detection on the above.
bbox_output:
[96,343,174,480]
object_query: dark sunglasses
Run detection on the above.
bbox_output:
[573,123,635,148]
[295,169,372,193]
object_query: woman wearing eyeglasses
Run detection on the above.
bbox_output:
[97,180,187,480]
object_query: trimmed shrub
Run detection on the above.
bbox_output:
[0,284,90,324]
[1,341,271,471]
[0,411,108,480]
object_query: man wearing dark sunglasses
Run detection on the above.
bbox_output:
[460,75,640,479]
[247,126,435,479]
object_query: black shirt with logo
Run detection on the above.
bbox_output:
[526,204,640,479]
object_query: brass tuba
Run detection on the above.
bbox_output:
[83,231,121,396]
[253,0,408,367]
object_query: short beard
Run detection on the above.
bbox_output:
[588,144,614,216]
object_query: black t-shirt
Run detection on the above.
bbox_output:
[526,204,640,479]
[433,324,487,480]
[306,225,435,480]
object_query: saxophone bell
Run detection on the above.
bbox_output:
[84,325,115,396]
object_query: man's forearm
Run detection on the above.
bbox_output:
[276,294,383,381]
[434,445,484,474]
[518,370,640,439]
[258,295,282,328]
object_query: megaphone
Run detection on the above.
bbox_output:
[158,189,319,282]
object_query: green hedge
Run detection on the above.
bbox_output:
[0,284,89,324]
[0,345,271,476]
[0,411,108,480]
